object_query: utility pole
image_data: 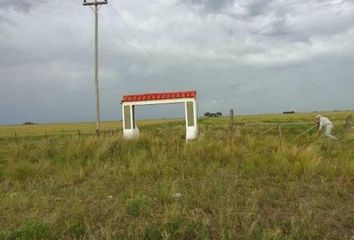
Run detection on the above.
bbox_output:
[83,0,108,135]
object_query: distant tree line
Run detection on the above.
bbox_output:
[283,111,295,114]
[204,112,222,117]
[23,122,38,125]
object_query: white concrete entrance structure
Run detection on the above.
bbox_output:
[121,91,198,140]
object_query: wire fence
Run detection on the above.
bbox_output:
[225,122,319,145]
[0,129,121,145]
[1,115,352,145]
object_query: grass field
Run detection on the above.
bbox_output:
[0,111,353,239]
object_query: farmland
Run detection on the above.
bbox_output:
[0,111,353,240]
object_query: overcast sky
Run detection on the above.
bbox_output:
[0,0,353,124]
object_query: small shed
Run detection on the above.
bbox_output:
[121,90,198,140]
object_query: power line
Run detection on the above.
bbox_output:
[108,3,172,81]
[98,13,151,65]
[109,3,161,67]
[98,13,173,92]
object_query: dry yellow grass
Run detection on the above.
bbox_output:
[0,118,184,138]
[0,111,353,239]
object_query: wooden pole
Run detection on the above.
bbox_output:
[83,0,108,135]
[15,131,20,158]
[278,123,282,145]
[229,109,234,139]
[14,131,18,145]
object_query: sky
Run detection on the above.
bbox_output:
[0,0,354,124]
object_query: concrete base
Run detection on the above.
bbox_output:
[123,128,139,139]
[186,126,197,140]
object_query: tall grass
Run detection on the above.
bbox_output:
[0,112,353,239]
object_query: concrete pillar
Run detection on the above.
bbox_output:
[122,104,139,139]
[185,100,198,140]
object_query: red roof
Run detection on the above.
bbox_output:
[122,90,196,103]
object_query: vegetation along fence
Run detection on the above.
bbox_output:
[1,113,352,145]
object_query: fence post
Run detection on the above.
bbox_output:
[77,130,81,138]
[45,131,48,143]
[14,131,20,158]
[14,131,18,145]
[278,123,282,145]
[229,109,234,139]
[345,115,352,132]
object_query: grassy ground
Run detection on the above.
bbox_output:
[0,119,184,138]
[0,112,353,239]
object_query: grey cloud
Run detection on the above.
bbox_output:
[179,0,274,16]
[0,0,45,13]
[246,0,354,44]
[0,14,13,24]
[180,0,235,14]
[1,0,354,124]
[246,0,273,16]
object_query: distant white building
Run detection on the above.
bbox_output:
[121,90,198,140]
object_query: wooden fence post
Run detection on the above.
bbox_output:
[14,131,20,158]
[345,115,352,132]
[14,131,18,145]
[45,131,48,143]
[229,109,234,139]
[278,123,282,145]
[77,130,81,138]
